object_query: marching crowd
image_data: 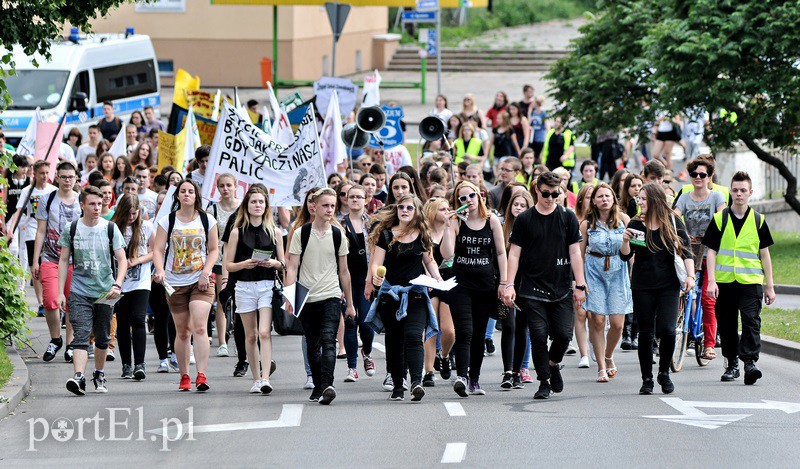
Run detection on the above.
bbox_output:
[0,85,777,404]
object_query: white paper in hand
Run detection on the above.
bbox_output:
[409,275,458,291]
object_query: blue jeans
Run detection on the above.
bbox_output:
[485,318,496,339]
[344,280,375,369]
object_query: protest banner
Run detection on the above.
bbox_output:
[173,69,200,108]
[168,103,218,146]
[16,108,42,157]
[362,70,382,107]
[267,82,294,145]
[184,90,217,119]
[157,129,187,173]
[314,77,358,120]
[35,120,65,181]
[202,101,325,207]
[320,91,346,175]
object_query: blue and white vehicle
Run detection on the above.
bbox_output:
[1,31,160,145]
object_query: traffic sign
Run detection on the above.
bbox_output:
[369,105,404,148]
[416,0,439,11]
[402,10,437,23]
[426,29,438,57]
[325,2,350,43]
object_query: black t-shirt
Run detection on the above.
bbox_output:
[702,207,774,252]
[232,224,278,282]
[545,131,575,171]
[492,128,516,158]
[342,215,368,281]
[376,229,426,286]
[453,218,496,291]
[509,206,582,301]
[626,198,639,219]
[624,218,693,290]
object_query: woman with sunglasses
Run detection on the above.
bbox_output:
[441,181,508,396]
[365,194,443,401]
[334,180,352,218]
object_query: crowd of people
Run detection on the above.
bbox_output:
[0,86,777,403]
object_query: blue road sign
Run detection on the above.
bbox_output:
[426,30,438,57]
[416,0,439,11]
[369,105,405,148]
[401,10,437,23]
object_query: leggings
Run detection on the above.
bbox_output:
[234,309,247,362]
[115,289,150,366]
[150,282,176,360]
[449,285,494,382]
[632,288,680,380]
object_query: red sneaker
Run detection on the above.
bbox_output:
[179,374,191,391]
[196,373,209,392]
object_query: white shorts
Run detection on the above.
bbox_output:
[234,280,275,314]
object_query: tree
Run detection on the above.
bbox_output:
[548,0,800,215]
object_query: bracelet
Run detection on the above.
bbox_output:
[112,284,121,289]
[504,283,515,289]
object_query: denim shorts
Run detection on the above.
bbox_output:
[68,294,114,351]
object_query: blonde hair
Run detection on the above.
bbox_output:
[451,180,489,220]
[233,185,278,244]
[423,197,449,227]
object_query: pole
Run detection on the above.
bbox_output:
[331,3,338,76]
[436,7,441,96]
[44,113,67,165]
[421,56,427,105]
[273,6,279,87]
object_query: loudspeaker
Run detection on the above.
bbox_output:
[356,106,386,134]
[419,116,445,142]
[341,123,370,149]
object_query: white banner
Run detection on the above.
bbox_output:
[362,69,382,107]
[267,82,294,146]
[17,108,42,157]
[314,77,358,120]
[320,91,347,176]
[202,101,326,207]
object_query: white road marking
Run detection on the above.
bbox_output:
[444,402,466,417]
[441,442,467,464]
[644,398,800,429]
[147,404,303,436]
[372,342,385,353]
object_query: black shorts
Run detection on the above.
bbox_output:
[656,129,680,142]
[212,264,223,275]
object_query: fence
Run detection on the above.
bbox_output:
[763,148,800,201]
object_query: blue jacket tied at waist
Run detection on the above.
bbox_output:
[365,281,439,340]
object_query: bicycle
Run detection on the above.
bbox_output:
[671,269,712,372]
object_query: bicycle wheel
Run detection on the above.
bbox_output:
[671,292,688,372]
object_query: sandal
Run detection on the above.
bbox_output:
[701,347,717,360]
[605,357,618,378]
[597,370,609,383]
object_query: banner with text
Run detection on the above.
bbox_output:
[184,90,217,120]
[314,77,358,119]
[202,101,326,207]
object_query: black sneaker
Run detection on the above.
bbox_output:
[485,338,496,355]
[549,364,564,393]
[500,372,513,389]
[233,361,249,377]
[639,379,654,395]
[121,364,133,379]
[133,363,146,381]
[423,372,435,387]
[64,345,74,363]
[721,364,740,382]
[512,373,524,389]
[66,375,86,396]
[270,360,277,376]
[411,382,425,401]
[534,381,552,399]
[743,361,762,385]
[309,389,322,402]
[630,338,639,350]
[92,371,108,393]
[43,339,62,362]
[434,352,442,372]
[389,389,404,401]
[440,353,452,380]
[319,386,336,405]
[657,372,675,394]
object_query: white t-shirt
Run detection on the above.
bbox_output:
[122,220,154,293]
[384,144,412,175]
[80,167,97,185]
[16,184,56,241]
[158,213,217,287]
[139,189,158,220]
[190,170,206,192]
[76,143,97,169]
[59,142,77,165]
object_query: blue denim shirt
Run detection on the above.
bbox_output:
[364,281,439,340]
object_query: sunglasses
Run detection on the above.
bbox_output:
[458,192,478,203]
[339,191,348,197]
[690,172,708,179]
[362,162,373,166]
[539,190,560,199]
[459,172,467,177]
[397,204,415,212]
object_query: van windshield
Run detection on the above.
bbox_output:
[5,70,70,110]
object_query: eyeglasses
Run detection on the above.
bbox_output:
[348,195,365,200]
[457,192,478,203]
[58,175,76,181]
[539,190,560,199]
[499,167,514,173]
[397,204,415,212]
[690,172,708,179]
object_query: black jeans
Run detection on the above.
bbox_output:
[500,310,516,372]
[632,288,680,379]
[344,279,375,369]
[299,298,341,392]
[716,283,762,363]
[515,296,573,381]
[378,293,427,390]
[150,282,176,360]
[449,285,494,381]
[116,289,150,366]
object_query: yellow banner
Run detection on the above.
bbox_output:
[173,69,200,109]
[211,0,487,7]
[184,90,217,120]
[158,130,187,173]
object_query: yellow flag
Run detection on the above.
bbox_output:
[158,130,187,173]
[173,69,200,108]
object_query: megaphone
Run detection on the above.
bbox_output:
[419,116,446,142]
[356,106,386,134]
[341,123,370,150]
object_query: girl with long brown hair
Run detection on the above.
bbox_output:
[573,183,596,369]
[620,183,694,395]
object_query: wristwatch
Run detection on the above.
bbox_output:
[575,285,586,291]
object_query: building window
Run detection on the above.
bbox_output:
[95,60,158,102]
[355,50,363,72]
[322,55,329,77]
[135,0,186,13]
[157,60,175,78]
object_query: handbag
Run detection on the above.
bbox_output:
[672,216,688,284]
[490,297,512,321]
[272,272,305,336]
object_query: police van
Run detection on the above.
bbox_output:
[1,29,160,145]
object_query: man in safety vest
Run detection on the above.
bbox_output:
[673,155,732,206]
[569,160,599,193]
[542,116,575,172]
[703,171,776,385]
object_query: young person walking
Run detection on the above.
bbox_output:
[211,173,242,357]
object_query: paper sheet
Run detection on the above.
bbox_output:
[409,275,458,291]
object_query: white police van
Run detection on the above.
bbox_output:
[1,29,160,145]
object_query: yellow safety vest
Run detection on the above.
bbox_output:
[714,208,764,285]
[570,178,598,194]
[541,129,575,169]
[453,138,483,164]
[681,183,730,203]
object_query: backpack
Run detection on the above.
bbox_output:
[164,210,211,261]
[719,208,762,239]
[299,222,343,276]
[69,219,118,279]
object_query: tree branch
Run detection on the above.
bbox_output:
[740,136,800,216]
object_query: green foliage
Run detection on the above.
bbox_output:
[762,308,800,343]
[771,231,800,286]
[0,1,131,110]
[0,346,11,391]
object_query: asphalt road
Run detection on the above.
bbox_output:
[2,304,800,467]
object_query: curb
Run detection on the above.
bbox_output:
[775,284,800,296]
[761,334,800,363]
[0,345,31,420]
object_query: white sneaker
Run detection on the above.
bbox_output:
[260,380,273,394]
[303,375,314,390]
[250,380,262,394]
[344,368,359,382]
[578,356,590,368]
[189,346,196,365]
[157,360,169,373]
[565,343,578,356]
[106,349,115,361]
[217,344,229,357]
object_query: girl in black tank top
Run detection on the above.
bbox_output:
[441,181,508,397]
